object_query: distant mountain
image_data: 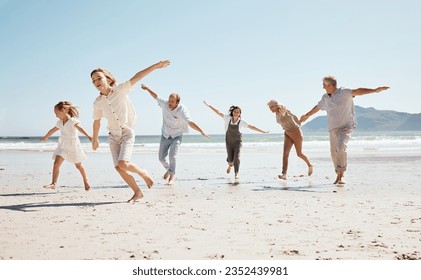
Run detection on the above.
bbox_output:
[302,106,421,132]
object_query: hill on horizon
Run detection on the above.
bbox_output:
[302,106,421,132]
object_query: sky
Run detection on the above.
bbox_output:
[1,0,420,137]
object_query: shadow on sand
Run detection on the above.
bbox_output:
[252,184,338,193]
[0,201,124,212]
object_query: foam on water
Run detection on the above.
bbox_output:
[1,132,421,153]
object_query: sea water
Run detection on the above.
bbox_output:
[1,131,420,155]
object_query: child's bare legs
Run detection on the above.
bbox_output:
[117,161,153,188]
[116,161,153,202]
[75,162,90,191]
[44,156,64,189]
[115,165,143,202]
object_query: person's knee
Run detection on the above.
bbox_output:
[338,144,347,152]
[158,155,166,164]
[117,161,129,170]
[75,163,82,170]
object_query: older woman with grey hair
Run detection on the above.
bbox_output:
[268,100,313,180]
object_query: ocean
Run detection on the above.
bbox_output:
[1,131,421,155]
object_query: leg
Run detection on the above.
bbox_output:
[329,130,339,173]
[115,165,144,202]
[75,162,90,191]
[117,161,153,188]
[233,141,242,178]
[159,136,171,179]
[290,129,313,176]
[279,131,293,180]
[109,129,151,201]
[226,141,234,174]
[333,128,352,184]
[167,136,182,184]
[119,129,153,188]
[44,156,64,189]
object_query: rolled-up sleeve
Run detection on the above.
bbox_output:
[179,105,191,123]
[317,98,326,110]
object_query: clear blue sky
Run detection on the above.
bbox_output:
[1,0,420,136]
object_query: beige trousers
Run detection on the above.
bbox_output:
[329,127,353,172]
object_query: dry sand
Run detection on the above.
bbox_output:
[1,146,420,260]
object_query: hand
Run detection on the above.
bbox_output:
[156,60,170,69]
[141,84,148,90]
[40,137,47,142]
[300,115,309,123]
[201,132,210,139]
[92,140,99,150]
[263,131,270,134]
[87,135,93,142]
[203,100,210,107]
[375,86,390,93]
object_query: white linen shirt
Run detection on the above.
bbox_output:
[93,81,136,131]
[317,87,356,131]
[223,115,249,132]
[157,97,192,138]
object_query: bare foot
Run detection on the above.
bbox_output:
[168,174,175,185]
[43,183,56,189]
[308,165,313,176]
[226,165,232,174]
[278,174,287,180]
[127,191,144,202]
[138,169,154,188]
[84,181,90,191]
[235,173,239,179]
[334,171,345,185]
[163,171,170,180]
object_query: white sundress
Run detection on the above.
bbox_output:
[52,118,87,163]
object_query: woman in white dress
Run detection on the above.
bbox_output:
[41,101,93,190]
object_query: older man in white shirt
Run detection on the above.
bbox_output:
[300,76,389,185]
[141,84,209,185]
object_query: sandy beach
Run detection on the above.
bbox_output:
[1,143,420,260]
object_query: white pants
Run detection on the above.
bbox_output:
[329,127,353,173]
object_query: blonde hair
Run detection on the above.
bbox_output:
[267,99,279,107]
[90,68,117,86]
[322,76,337,87]
[267,99,287,116]
[54,101,79,118]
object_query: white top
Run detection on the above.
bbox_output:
[157,97,192,138]
[55,117,80,138]
[93,81,136,131]
[53,117,86,163]
[223,115,249,132]
[317,87,356,131]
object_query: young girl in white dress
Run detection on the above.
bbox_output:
[41,101,93,190]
